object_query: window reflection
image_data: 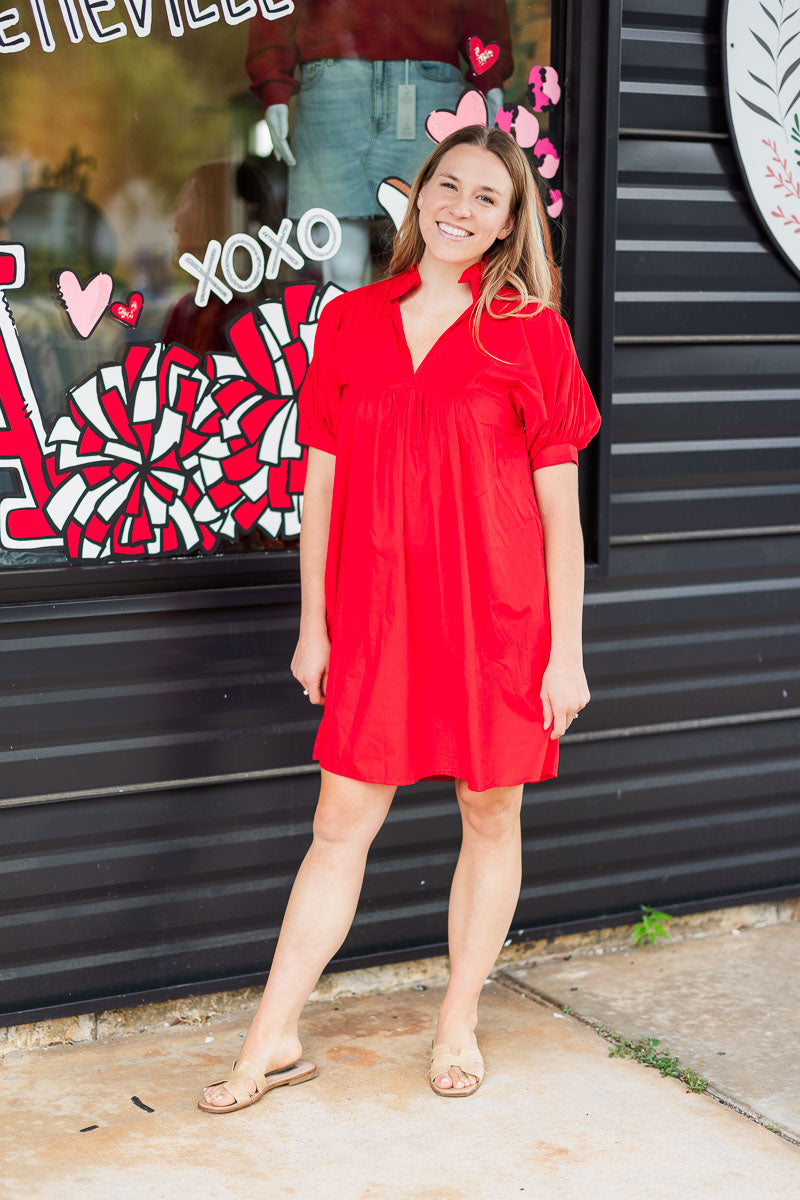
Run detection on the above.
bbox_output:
[0,2,553,566]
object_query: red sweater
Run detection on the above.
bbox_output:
[246,1,513,110]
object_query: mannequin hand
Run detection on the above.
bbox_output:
[265,103,297,166]
[540,654,590,740]
[485,87,504,126]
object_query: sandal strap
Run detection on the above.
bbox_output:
[220,1057,269,1105]
[429,1042,485,1083]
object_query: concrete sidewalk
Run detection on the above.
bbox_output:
[2,923,799,1199]
[509,920,800,1142]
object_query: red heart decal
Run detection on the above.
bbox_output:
[467,36,500,75]
[110,292,143,327]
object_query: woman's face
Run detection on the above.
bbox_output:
[416,144,516,268]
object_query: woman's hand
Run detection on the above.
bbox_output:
[291,629,331,705]
[540,653,590,740]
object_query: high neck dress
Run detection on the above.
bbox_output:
[296,256,601,791]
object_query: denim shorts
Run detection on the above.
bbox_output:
[288,58,467,220]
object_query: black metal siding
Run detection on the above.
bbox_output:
[596,0,800,927]
[0,586,318,803]
[1,0,799,1026]
[3,704,800,1023]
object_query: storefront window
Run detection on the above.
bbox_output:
[0,2,555,568]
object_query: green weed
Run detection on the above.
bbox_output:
[598,1027,707,1093]
[632,904,674,946]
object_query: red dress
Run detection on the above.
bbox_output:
[296,256,602,791]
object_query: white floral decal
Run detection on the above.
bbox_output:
[723,1,800,275]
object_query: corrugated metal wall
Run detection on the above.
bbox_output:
[576,0,800,931]
[2,0,799,1026]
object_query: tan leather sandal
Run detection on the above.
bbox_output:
[197,1056,317,1113]
[428,1042,486,1097]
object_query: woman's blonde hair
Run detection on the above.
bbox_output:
[388,124,561,359]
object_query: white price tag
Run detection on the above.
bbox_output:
[397,83,416,140]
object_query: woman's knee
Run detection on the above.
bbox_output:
[454,779,523,837]
[312,768,396,846]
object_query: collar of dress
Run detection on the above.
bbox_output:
[386,255,487,304]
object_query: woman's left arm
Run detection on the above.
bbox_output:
[533,461,591,740]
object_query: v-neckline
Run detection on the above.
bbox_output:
[393,295,475,378]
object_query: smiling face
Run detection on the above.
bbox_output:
[416,143,516,268]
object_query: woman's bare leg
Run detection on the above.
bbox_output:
[432,779,524,1090]
[202,767,396,1106]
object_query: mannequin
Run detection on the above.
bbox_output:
[265,90,504,290]
[247,4,513,288]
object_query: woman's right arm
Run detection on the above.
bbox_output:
[292,446,336,704]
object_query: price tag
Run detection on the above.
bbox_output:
[397,83,416,140]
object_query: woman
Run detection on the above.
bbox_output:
[199,124,601,1112]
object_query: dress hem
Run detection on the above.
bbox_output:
[313,755,558,792]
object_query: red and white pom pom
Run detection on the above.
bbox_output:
[187,282,345,542]
[44,343,219,559]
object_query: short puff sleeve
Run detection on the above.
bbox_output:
[296,296,346,455]
[517,310,602,472]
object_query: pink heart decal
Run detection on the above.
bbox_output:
[546,190,563,219]
[494,105,540,148]
[527,65,562,112]
[533,137,560,179]
[426,90,488,143]
[110,292,144,327]
[56,270,113,339]
[467,36,500,75]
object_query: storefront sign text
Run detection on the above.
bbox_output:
[0,0,293,53]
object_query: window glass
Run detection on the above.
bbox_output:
[0,1,554,568]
